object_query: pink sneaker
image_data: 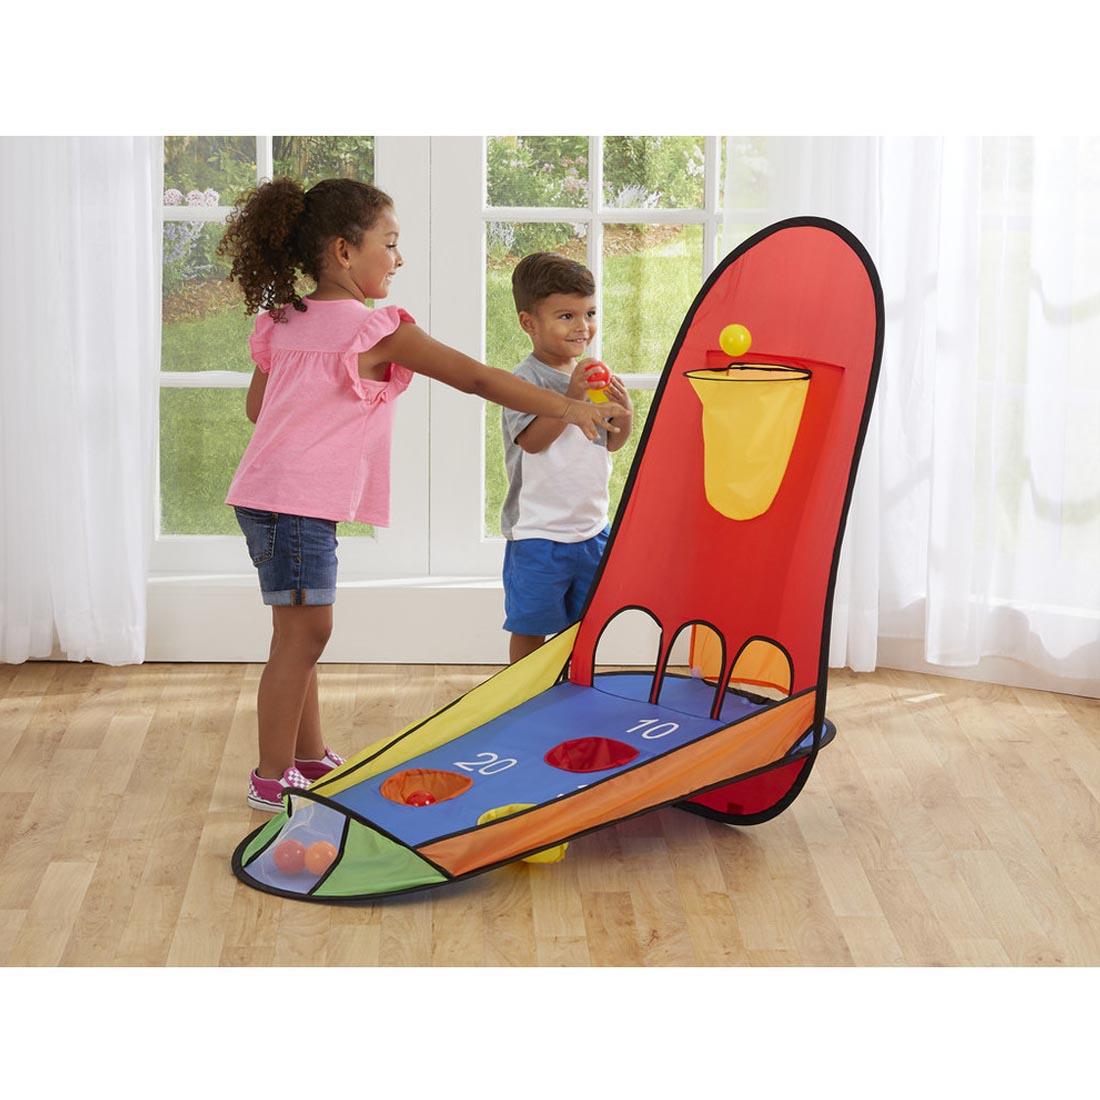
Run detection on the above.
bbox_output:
[247,767,311,813]
[294,748,345,782]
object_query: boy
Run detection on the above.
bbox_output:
[500,252,634,662]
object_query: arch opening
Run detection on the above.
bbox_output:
[656,621,725,719]
[586,606,663,705]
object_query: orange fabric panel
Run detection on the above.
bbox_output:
[690,631,791,695]
[730,639,791,694]
[418,691,816,877]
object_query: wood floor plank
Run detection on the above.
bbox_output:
[619,833,697,965]
[326,904,382,967]
[581,889,643,966]
[482,864,537,966]
[430,879,486,966]
[167,817,249,966]
[379,895,435,967]
[866,866,959,966]
[272,900,331,967]
[8,860,96,966]
[836,915,906,965]
[0,909,28,965]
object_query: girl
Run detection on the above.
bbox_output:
[218,177,624,812]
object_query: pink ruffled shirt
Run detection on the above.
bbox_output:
[225,300,415,525]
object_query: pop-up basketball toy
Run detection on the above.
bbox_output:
[232,217,884,903]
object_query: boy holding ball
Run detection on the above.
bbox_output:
[500,253,634,662]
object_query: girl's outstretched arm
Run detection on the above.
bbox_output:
[363,322,625,442]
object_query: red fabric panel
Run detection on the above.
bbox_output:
[570,224,878,698]
[689,758,808,817]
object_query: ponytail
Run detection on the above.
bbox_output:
[218,177,308,317]
[218,176,393,320]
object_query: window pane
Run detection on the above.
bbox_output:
[602,223,704,374]
[160,388,257,535]
[603,137,705,209]
[485,221,588,369]
[487,137,589,208]
[162,222,253,373]
[160,389,373,538]
[273,136,374,189]
[482,388,654,539]
[164,136,256,204]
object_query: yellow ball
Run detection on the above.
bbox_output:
[477,803,569,864]
[719,323,752,358]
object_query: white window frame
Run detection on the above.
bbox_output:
[427,136,725,576]
[153,136,432,580]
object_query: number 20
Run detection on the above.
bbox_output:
[454,751,517,775]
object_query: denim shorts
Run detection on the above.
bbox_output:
[502,527,609,636]
[234,507,338,606]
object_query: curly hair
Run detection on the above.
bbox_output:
[217,177,393,320]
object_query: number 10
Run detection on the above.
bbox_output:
[626,718,680,740]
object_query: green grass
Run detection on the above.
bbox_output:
[162,225,704,541]
[602,225,703,374]
[162,303,254,373]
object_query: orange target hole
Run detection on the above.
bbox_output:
[380,768,473,806]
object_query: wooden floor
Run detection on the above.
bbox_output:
[0,660,1098,966]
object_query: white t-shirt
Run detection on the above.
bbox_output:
[500,354,612,542]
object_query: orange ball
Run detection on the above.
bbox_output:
[273,839,306,874]
[305,840,338,875]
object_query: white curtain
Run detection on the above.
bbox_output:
[722,137,1100,693]
[0,138,161,665]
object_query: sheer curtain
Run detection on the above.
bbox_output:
[0,138,161,665]
[722,137,1100,694]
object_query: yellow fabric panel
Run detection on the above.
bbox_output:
[311,624,580,799]
[689,625,723,679]
[477,804,568,863]
[421,690,817,877]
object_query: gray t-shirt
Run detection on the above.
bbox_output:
[500,354,611,542]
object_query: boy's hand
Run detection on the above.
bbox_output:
[561,398,628,441]
[604,373,633,412]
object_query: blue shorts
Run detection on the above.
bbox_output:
[502,528,609,636]
[234,507,338,606]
